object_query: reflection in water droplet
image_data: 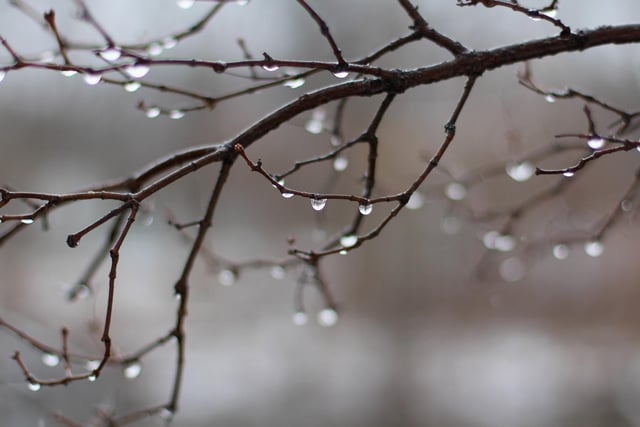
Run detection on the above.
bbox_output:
[406,192,424,210]
[176,0,195,9]
[169,110,185,120]
[262,64,279,72]
[584,241,603,257]
[445,182,466,201]
[359,203,373,216]
[340,234,358,248]
[41,353,60,367]
[283,78,305,89]
[28,382,41,392]
[270,265,286,280]
[124,81,141,92]
[587,138,605,150]
[145,107,161,118]
[61,70,77,77]
[218,269,237,286]
[292,312,307,325]
[552,244,569,260]
[332,70,349,79]
[333,156,348,171]
[83,73,102,85]
[506,162,535,182]
[124,361,143,379]
[317,308,339,326]
[99,48,121,61]
[311,198,327,211]
[126,63,150,79]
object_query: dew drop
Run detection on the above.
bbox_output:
[339,249,348,255]
[333,156,348,171]
[445,182,466,201]
[145,107,161,118]
[562,171,574,178]
[61,69,77,77]
[147,43,163,56]
[262,64,280,72]
[359,203,373,216]
[621,199,633,212]
[292,311,307,325]
[340,234,358,248]
[311,198,327,211]
[99,48,121,61]
[124,81,141,92]
[270,265,286,280]
[123,361,143,379]
[499,257,526,282]
[0,70,6,82]
[41,353,60,367]
[587,137,605,150]
[483,230,499,249]
[83,73,102,85]
[162,37,178,50]
[317,308,339,327]
[494,234,516,252]
[159,408,174,420]
[86,360,100,371]
[126,63,150,79]
[552,243,569,260]
[406,192,424,210]
[20,218,34,225]
[282,192,294,199]
[332,70,349,79]
[506,161,535,182]
[169,109,185,120]
[283,78,305,89]
[330,135,342,147]
[584,240,603,257]
[544,94,556,103]
[541,8,558,18]
[88,375,97,382]
[28,382,41,392]
[441,216,461,235]
[305,120,323,135]
[218,269,237,286]
[176,0,194,9]
[236,0,249,5]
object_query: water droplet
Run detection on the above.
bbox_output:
[494,234,516,252]
[162,37,178,50]
[528,9,543,21]
[506,162,535,182]
[359,203,373,215]
[317,308,339,327]
[99,48,121,61]
[333,156,348,171]
[339,249,348,255]
[281,192,294,199]
[236,0,249,5]
[584,240,603,257]
[563,171,574,178]
[0,70,5,82]
[340,234,358,248]
[28,382,41,392]
[406,192,424,210]
[169,109,185,120]
[441,216,461,235]
[283,78,305,89]
[145,107,161,118]
[126,63,150,79]
[621,199,633,212]
[20,218,34,224]
[544,94,556,103]
[159,408,174,420]
[83,73,102,85]
[305,120,323,135]
[445,182,466,201]
[88,374,97,382]
[270,265,286,280]
[147,43,163,56]
[311,198,327,211]
[41,353,60,367]
[218,269,237,286]
[499,257,526,282]
[124,81,141,92]
[262,64,279,72]
[176,0,194,9]
[330,135,342,147]
[541,8,558,18]
[587,137,605,150]
[332,70,349,79]
[61,69,77,77]
[123,361,143,379]
[483,230,499,249]
[552,244,569,260]
[86,360,100,370]
[39,51,55,62]
[292,311,307,325]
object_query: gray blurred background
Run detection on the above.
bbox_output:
[2,1,640,426]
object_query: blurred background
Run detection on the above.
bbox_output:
[2,1,640,426]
